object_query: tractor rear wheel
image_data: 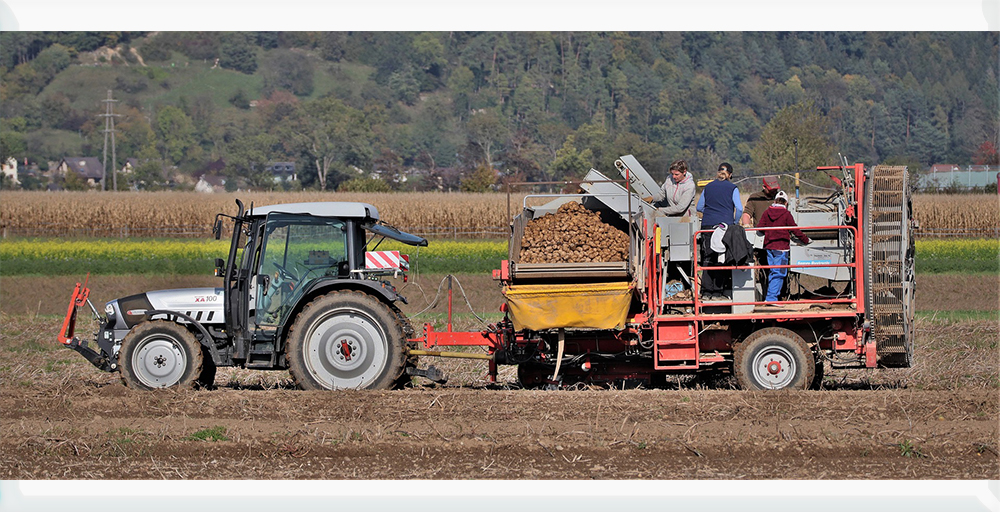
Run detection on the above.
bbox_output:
[285,291,406,390]
[119,321,203,390]
[734,328,815,390]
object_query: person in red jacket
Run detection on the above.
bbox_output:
[757,191,811,302]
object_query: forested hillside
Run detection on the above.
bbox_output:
[1,31,997,191]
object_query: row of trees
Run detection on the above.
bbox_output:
[0,32,997,191]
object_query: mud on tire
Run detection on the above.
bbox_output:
[285,291,407,390]
[734,327,815,391]
[119,320,204,390]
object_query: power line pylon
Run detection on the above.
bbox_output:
[99,90,120,191]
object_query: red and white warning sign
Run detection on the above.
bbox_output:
[365,250,409,270]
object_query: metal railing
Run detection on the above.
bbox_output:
[690,225,861,313]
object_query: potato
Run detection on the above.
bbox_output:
[519,202,629,263]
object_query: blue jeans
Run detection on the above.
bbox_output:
[765,249,789,302]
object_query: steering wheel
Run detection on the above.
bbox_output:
[273,262,298,282]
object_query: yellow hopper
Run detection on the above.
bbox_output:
[503,282,633,331]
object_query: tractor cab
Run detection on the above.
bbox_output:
[216,200,427,369]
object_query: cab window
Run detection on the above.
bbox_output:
[256,214,348,326]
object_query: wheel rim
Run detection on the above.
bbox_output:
[303,308,388,389]
[132,335,188,388]
[750,345,796,389]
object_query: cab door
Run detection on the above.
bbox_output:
[254,213,350,329]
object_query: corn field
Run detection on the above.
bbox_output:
[0,191,526,238]
[0,191,996,238]
[909,194,1000,236]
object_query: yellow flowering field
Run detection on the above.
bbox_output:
[0,238,508,275]
[915,238,999,273]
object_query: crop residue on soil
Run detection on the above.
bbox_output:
[2,374,997,479]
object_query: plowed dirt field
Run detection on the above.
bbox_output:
[2,383,997,480]
[1,274,997,480]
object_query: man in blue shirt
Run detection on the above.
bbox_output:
[696,162,743,300]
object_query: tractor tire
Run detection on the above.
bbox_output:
[734,327,815,391]
[285,291,407,390]
[119,320,203,390]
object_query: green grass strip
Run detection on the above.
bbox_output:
[915,310,999,323]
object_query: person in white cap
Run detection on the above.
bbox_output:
[740,175,782,297]
[758,190,811,302]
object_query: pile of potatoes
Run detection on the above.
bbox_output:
[519,202,629,263]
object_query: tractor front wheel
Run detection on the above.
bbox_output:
[734,327,815,390]
[285,291,406,390]
[119,321,203,390]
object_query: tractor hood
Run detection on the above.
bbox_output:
[108,287,225,329]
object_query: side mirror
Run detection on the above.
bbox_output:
[213,218,223,240]
[214,258,225,277]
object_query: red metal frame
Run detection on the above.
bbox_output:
[651,163,873,368]
[58,274,91,345]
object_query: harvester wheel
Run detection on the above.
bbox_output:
[516,362,550,389]
[285,291,406,390]
[734,328,815,391]
[119,321,203,390]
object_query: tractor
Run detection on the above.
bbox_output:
[59,200,428,390]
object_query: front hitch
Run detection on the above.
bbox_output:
[58,276,116,373]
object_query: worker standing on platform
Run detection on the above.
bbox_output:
[758,190,811,302]
[696,162,743,300]
[740,176,781,228]
[740,176,782,298]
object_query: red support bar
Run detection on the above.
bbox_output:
[413,324,502,350]
[58,274,91,345]
[864,338,877,368]
[446,275,453,332]
[706,298,857,307]
[853,163,867,317]
[655,309,861,323]
[703,263,856,271]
